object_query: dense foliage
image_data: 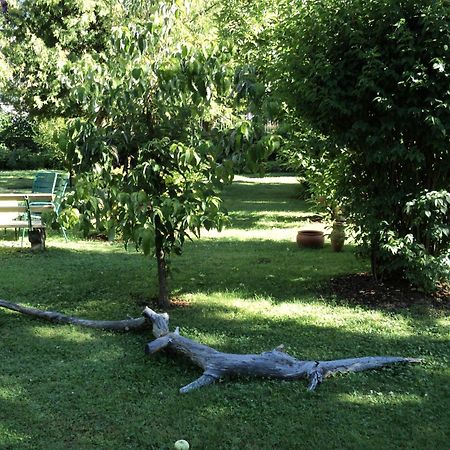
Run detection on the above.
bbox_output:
[0,112,63,169]
[0,0,121,116]
[277,0,450,290]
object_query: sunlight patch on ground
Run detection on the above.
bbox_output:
[189,293,415,339]
[182,329,239,349]
[435,317,450,329]
[233,209,311,218]
[201,228,300,241]
[31,325,96,343]
[0,385,24,401]
[337,392,423,406]
[239,200,290,205]
[45,239,131,254]
[0,424,28,447]
[0,240,23,248]
[201,224,358,243]
[234,175,299,184]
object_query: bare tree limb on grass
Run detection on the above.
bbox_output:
[0,299,421,393]
[142,307,421,393]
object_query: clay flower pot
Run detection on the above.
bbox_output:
[297,230,324,249]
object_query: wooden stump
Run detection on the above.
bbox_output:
[28,228,46,251]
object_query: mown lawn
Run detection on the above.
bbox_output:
[0,172,449,449]
[0,170,36,193]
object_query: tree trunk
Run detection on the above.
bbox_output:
[370,235,381,281]
[142,307,421,394]
[154,218,170,310]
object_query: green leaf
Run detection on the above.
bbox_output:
[132,68,142,80]
[138,36,147,54]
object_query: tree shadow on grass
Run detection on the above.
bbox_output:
[1,238,356,303]
[0,296,448,449]
[0,322,181,449]
[224,210,315,231]
[172,238,367,301]
[1,236,443,328]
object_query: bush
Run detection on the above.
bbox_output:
[380,191,450,291]
[0,113,66,169]
[33,118,67,168]
[278,0,450,292]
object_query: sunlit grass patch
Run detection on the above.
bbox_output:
[0,170,34,192]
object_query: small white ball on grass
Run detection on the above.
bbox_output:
[174,439,190,450]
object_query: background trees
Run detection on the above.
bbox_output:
[0,0,120,116]
[0,0,120,169]
[0,112,65,169]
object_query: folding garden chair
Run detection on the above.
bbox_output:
[22,171,70,242]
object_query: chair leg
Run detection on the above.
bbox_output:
[61,226,68,242]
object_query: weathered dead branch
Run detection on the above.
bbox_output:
[0,299,149,331]
[143,307,421,393]
[0,299,421,393]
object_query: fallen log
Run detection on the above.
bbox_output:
[0,299,421,393]
[0,299,149,331]
[143,306,421,393]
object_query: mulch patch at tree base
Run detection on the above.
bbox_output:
[132,294,191,310]
[146,296,192,310]
[328,273,449,311]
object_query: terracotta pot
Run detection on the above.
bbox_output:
[330,221,345,252]
[297,230,324,249]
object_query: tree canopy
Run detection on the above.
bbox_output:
[0,0,122,116]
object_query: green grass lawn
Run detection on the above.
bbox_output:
[0,172,449,449]
[0,170,35,193]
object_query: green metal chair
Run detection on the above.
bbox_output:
[23,171,70,241]
[31,171,58,194]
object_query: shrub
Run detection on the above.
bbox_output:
[278,0,450,291]
[381,191,450,291]
[33,118,67,169]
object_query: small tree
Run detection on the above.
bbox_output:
[62,2,235,308]
[277,0,450,290]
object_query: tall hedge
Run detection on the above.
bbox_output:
[279,0,450,290]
